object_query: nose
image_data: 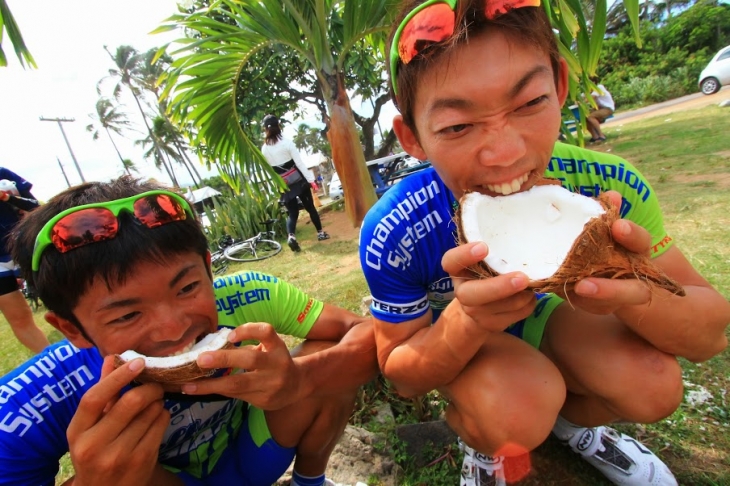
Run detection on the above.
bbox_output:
[476,121,527,168]
[147,303,191,344]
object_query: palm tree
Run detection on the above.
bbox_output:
[0,0,35,68]
[161,0,396,226]
[100,45,179,187]
[86,98,135,176]
[135,117,181,187]
[135,48,203,187]
[161,0,643,224]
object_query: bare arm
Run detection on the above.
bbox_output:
[375,242,537,397]
[566,212,729,362]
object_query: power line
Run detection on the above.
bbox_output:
[39,117,86,183]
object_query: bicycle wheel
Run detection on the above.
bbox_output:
[210,250,229,275]
[224,239,282,262]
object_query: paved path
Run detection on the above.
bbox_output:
[606,86,730,126]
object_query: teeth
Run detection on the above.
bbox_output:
[485,173,529,195]
[168,341,195,357]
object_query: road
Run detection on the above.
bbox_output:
[605,85,730,126]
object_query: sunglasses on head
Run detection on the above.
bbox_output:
[32,190,194,272]
[389,0,542,96]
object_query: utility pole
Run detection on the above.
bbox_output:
[39,117,86,182]
[56,157,71,188]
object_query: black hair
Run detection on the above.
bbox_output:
[9,176,209,329]
[389,0,561,133]
[262,114,283,145]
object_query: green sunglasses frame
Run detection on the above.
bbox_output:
[32,190,194,272]
[389,0,458,97]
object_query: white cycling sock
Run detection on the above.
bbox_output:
[552,415,586,441]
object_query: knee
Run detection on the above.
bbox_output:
[615,350,683,423]
[446,367,566,455]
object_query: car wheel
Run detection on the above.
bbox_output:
[701,77,721,95]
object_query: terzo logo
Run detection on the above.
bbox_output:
[371,297,428,315]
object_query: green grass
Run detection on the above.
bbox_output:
[1,105,729,485]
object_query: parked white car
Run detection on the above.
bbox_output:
[699,45,730,95]
[328,172,343,200]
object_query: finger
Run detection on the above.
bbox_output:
[69,358,146,433]
[197,345,276,372]
[101,356,121,413]
[181,370,262,397]
[611,219,652,255]
[77,383,165,442]
[455,272,530,307]
[604,190,623,209]
[573,278,652,306]
[441,242,489,278]
[113,399,167,450]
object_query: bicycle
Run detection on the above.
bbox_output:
[19,279,41,312]
[221,219,283,263]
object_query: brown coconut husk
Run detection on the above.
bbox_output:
[114,340,235,393]
[456,191,685,299]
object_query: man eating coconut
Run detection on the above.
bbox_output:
[359,0,730,485]
[0,177,377,486]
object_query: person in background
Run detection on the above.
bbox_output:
[261,115,330,252]
[0,167,50,353]
[586,78,615,143]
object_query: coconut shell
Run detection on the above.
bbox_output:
[114,340,236,393]
[456,191,685,299]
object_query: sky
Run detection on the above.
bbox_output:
[0,0,215,201]
[0,0,401,202]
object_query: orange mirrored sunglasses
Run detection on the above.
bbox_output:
[389,0,542,95]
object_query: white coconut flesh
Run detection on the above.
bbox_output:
[460,185,606,280]
[119,328,232,369]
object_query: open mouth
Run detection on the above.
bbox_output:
[483,172,531,196]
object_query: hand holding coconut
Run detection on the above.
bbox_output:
[441,241,538,334]
[179,323,305,410]
[66,356,173,486]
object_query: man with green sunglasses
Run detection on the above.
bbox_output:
[1,176,378,486]
[360,0,729,485]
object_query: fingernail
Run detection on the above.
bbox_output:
[511,275,528,289]
[471,242,488,257]
[617,220,630,237]
[181,384,196,394]
[578,280,598,295]
[198,354,213,367]
[129,358,145,372]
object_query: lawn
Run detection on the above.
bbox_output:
[1,104,728,485]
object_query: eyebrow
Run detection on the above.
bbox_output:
[97,264,198,312]
[426,64,554,116]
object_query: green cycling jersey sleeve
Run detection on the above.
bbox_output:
[545,143,674,258]
[213,270,323,338]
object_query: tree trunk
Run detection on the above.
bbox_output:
[322,70,377,227]
[105,128,130,176]
[129,88,179,187]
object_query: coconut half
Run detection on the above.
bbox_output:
[456,184,685,298]
[114,328,235,392]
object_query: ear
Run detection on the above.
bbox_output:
[556,57,570,107]
[44,311,94,349]
[205,251,213,280]
[392,115,428,161]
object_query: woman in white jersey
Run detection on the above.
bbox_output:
[261,115,329,252]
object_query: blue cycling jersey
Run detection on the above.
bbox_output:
[359,143,671,325]
[0,270,323,485]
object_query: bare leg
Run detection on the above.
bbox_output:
[586,116,603,139]
[265,340,361,476]
[440,332,566,456]
[0,290,50,353]
[541,307,683,427]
